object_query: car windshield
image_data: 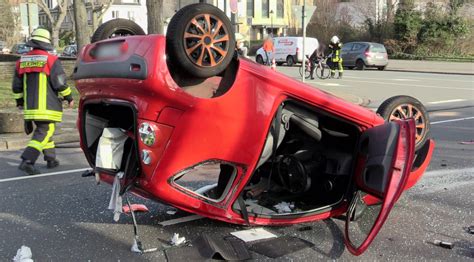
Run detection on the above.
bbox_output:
[370,44,386,53]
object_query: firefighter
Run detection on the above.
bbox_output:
[11,28,74,175]
[328,35,343,79]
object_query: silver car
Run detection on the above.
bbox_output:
[341,42,388,70]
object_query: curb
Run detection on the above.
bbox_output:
[385,69,474,76]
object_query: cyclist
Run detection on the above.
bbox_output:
[309,44,326,80]
[328,36,343,79]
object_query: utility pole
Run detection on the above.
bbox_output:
[301,3,306,83]
[26,0,33,36]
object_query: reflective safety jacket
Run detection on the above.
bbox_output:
[328,42,343,63]
[12,49,73,122]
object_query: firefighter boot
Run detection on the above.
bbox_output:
[338,72,343,79]
[19,160,41,175]
[47,159,60,169]
[330,71,335,78]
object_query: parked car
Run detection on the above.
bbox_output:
[0,41,10,54]
[62,44,78,57]
[74,4,434,256]
[11,43,32,55]
[255,36,319,66]
[341,42,388,70]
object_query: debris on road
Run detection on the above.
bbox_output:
[249,236,314,258]
[459,140,474,145]
[466,226,474,234]
[166,209,177,215]
[158,214,203,226]
[122,204,149,214]
[433,240,454,249]
[230,228,277,242]
[108,172,124,222]
[274,201,295,214]
[298,226,313,232]
[13,245,33,262]
[170,233,186,246]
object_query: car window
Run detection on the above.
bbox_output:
[341,43,353,51]
[352,44,364,51]
[370,44,386,53]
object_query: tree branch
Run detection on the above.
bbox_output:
[36,0,54,23]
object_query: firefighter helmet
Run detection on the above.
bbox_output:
[31,28,51,44]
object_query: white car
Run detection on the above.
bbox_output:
[255,37,319,66]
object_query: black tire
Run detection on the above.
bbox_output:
[91,19,145,43]
[316,64,331,79]
[286,56,295,67]
[377,66,386,71]
[299,65,311,79]
[276,62,284,66]
[347,66,355,70]
[256,55,264,64]
[166,3,235,78]
[377,96,430,151]
[356,59,366,70]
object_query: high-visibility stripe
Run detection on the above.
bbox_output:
[38,73,47,111]
[24,115,62,122]
[23,75,27,110]
[43,141,55,150]
[12,93,24,99]
[24,109,62,117]
[27,140,43,152]
[41,123,55,147]
[59,87,72,97]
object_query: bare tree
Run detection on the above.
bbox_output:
[90,0,114,32]
[147,0,164,34]
[307,0,339,43]
[74,0,89,51]
[0,0,15,43]
[36,0,68,48]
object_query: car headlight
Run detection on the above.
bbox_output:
[139,122,155,146]
[141,149,152,165]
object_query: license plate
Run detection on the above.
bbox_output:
[376,55,383,59]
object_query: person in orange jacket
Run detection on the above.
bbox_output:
[262,36,275,66]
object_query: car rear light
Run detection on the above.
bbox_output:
[139,122,156,146]
[365,51,373,58]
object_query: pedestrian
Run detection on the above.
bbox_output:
[328,36,343,79]
[235,33,248,58]
[262,36,274,66]
[309,44,326,80]
[11,28,74,175]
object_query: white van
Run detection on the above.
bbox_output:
[255,37,319,66]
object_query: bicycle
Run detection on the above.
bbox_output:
[299,56,331,80]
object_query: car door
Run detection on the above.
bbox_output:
[345,119,416,255]
[341,43,353,66]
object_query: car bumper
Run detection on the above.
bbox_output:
[365,58,388,67]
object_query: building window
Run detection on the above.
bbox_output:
[262,0,269,17]
[128,11,135,21]
[112,10,119,18]
[246,0,254,17]
[277,0,284,18]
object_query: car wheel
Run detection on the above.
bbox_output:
[356,59,366,70]
[378,66,386,71]
[166,3,236,78]
[377,95,430,151]
[91,18,145,43]
[286,56,295,67]
[256,55,264,64]
[347,66,355,70]
[276,62,284,66]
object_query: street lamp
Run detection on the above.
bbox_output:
[269,10,274,37]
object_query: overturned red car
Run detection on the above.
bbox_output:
[74,4,434,255]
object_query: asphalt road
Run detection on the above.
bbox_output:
[0,69,473,261]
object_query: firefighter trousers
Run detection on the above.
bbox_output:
[328,60,343,74]
[21,121,56,163]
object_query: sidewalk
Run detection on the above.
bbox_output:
[386,59,474,75]
[0,109,79,151]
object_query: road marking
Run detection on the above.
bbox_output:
[7,161,19,166]
[431,117,474,125]
[428,99,467,104]
[339,79,473,91]
[158,214,203,226]
[314,82,342,87]
[344,75,474,83]
[0,167,91,183]
[392,78,420,82]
